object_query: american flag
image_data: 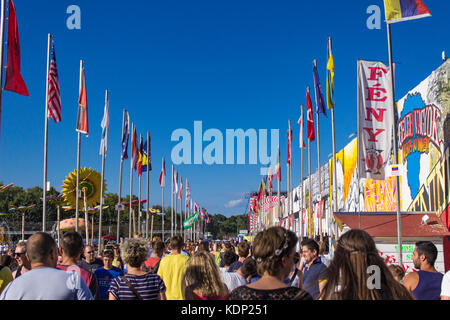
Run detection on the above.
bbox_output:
[47,41,61,123]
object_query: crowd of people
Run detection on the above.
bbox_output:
[0,227,449,300]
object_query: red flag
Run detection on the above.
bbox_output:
[138,135,143,177]
[4,0,28,96]
[159,158,166,188]
[131,125,138,170]
[286,128,292,164]
[306,87,315,141]
[178,177,183,200]
[76,62,88,136]
[47,40,61,123]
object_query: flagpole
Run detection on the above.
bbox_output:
[313,60,323,242]
[328,37,339,251]
[75,61,84,232]
[277,146,281,222]
[175,173,178,235]
[117,109,126,242]
[387,23,403,267]
[0,0,6,135]
[98,90,108,252]
[129,123,134,238]
[300,105,305,239]
[42,33,51,232]
[171,164,174,238]
[289,120,293,232]
[138,134,142,236]
[147,131,151,240]
[161,157,165,242]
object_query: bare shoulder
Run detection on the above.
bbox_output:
[403,272,419,291]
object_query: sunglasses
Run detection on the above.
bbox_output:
[14,252,25,257]
[86,251,95,254]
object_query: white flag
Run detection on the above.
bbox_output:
[357,60,393,180]
[298,104,306,149]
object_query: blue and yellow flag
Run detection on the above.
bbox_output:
[326,43,335,110]
[384,0,431,24]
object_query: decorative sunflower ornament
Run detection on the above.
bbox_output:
[62,168,105,209]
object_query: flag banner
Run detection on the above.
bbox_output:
[131,125,138,170]
[178,177,183,200]
[357,60,393,180]
[327,46,335,110]
[121,111,130,160]
[185,179,190,206]
[76,63,88,136]
[313,60,327,117]
[384,0,431,24]
[47,40,61,123]
[268,165,273,192]
[159,158,166,188]
[138,135,144,177]
[275,147,281,182]
[306,88,315,141]
[174,171,179,194]
[4,0,29,96]
[298,105,306,148]
[286,129,292,164]
[183,212,198,229]
[141,136,151,172]
[99,92,109,156]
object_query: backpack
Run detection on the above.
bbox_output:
[141,259,161,274]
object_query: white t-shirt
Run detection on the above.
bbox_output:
[0,267,93,300]
[441,270,450,298]
[220,270,247,292]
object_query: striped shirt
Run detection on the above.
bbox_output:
[108,273,165,300]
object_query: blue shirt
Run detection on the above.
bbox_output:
[94,267,124,300]
[301,257,327,300]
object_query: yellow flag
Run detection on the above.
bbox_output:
[326,52,335,109]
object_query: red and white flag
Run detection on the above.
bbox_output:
[306,88,315,142]
[47,40,61,123]
[178,177,183,200]
[4,0,28,97]
[76,62,88,136]
[185,178,190,207]
[357,60,393,180]
[159,158,166,188]
[130,125,138,170]
[298,104,306,149]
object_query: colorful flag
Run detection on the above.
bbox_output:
[185,178,190,207]
[357,60,393,180]
[298,105,306,148]
[4,0,28,97]
[47,40,61,123]
[384,0,431,24]
[76,62,88,136]
[178,177,183,200]
[313,60,327,117]
[183,212,199,229]
[268,165,273,192]
[159,158,166,188]
[326,44,335,110]
[286,129,292,165]
[138,135,144,177]
[130,125,138,170]
[121,110,129,160]
[174,170,179,194]
[306,88,315,141]
[141,135,151,172]
[99,92,109,156]
[275,147,281,182]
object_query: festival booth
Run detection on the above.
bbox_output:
[334,212,450,274]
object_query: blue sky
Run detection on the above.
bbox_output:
[0,0,448,217]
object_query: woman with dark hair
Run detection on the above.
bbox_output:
[227,227,312,300]
[319,229,414,300]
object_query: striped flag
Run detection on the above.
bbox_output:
[268,165,273,192]
[183,212,198,229]
[326,43,335,110]
[275,146,281,182]
[141,135,151,172]
[178,177,183,200]
[185,178,190,207]
[384,0,431,24]
[159,158,166,188]
[286,128,292,165]
[138,134,144,177]
[47,40,61,123]
[76,62,88,136]
[131,125,138,170]
[298,104,306,148]
[99,91,109,156]
[121,110,129,160]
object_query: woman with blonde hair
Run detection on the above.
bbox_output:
[319,229,413,300]
[108,238,166,300]
[184,251,228,300]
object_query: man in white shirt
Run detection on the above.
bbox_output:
[0,232,92,300]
